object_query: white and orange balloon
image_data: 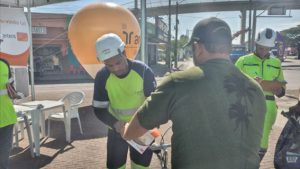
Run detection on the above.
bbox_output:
[68,2,141,78]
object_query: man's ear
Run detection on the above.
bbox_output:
[193,43,204,60]
[198,43,206,54]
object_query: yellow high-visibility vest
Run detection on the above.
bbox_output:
[235,53,285,97]
[0,59,17,128]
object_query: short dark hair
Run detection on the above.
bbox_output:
[185,17,232,53]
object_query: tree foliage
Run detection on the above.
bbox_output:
[280,26,300,47]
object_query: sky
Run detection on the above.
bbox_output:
[31,0,300,44]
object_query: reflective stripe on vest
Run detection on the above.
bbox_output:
[0,89,8,95]
[93,100,109,108]
[109,107,139,122]
[111,107,138,116]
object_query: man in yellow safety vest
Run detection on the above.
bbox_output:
[235,28,286,161]
[92,33,156,169]
[0,58,17,169]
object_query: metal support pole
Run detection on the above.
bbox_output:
[134,0,137,9]
[167,0,171,69]
[240,10,247,45]
[140,0,147,64]
[174,2,179,68]
[27,0,35,100]
[251,9,257,52]
[248,0,252,52]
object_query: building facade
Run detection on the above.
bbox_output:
[32,13,92,83]
[31,13,168,83]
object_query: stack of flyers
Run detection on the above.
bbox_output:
[127,128,160,154]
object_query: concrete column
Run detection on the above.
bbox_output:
[247,0,252,52]
[251,9,257,52]
[240,10,247,45]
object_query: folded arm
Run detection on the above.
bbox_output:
[254,63,286,97]
[258,79,286,97]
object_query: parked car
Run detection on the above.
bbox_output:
[270,48,286,62]
[230,45,247,63]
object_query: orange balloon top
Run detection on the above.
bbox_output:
[68,3,141,65]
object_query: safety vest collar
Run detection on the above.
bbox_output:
[254,53,270,61]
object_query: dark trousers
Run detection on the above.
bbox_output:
[106,129,153,169]
[0,125,14,169]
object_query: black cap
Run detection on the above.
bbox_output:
[184,17,232,47]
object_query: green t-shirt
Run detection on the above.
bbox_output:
[137,59,266,169]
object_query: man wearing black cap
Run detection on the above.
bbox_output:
[123,17,266,168]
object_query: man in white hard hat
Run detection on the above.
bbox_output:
[235,28,286,161]
[92,33,156,169]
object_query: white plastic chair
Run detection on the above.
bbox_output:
[13,112,35,157]
[13,114,31,147]
[13,96,32,148]
[13,104,43,158]
[47,91,85,142]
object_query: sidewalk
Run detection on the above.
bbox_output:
[9,59,299,169]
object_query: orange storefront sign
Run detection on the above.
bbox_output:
[17,32,29,41]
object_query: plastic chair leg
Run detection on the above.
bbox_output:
[47,120,51,137]
[64,118,71,143]
[23,115,34,158]
[20,123,25,139]
[77,116,83,134]
[13,124,19,147]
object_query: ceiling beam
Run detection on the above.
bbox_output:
[0,0,75,8]
[145,0,300,17]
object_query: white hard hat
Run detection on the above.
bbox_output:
[95,33,125,61]
[255,28,276,48]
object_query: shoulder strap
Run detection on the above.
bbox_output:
[170,66,204,82]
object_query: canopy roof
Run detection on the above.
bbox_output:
[2,0,298,17]
[0,0,74,8]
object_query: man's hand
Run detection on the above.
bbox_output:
[258,79,286,95]
[261,80,286,93]
[254,76,263,84]
[123,115,148,140]
[121,123,130,139]
[113,121,125,134]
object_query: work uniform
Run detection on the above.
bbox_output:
[235,53,285,149]
[93,59,156,169]
[0,58,17,169]
[137,59,266,169]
